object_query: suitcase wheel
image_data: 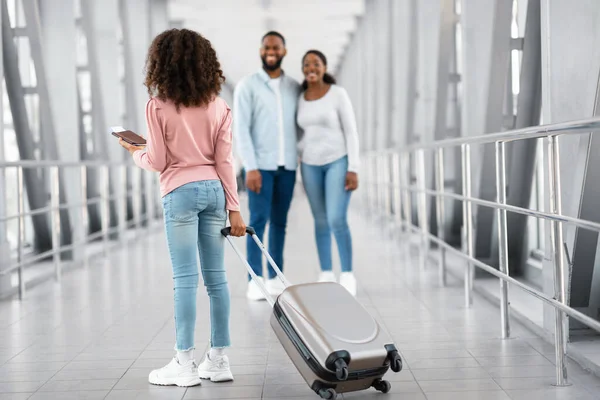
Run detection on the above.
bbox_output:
[389,350,403,373]
[372,379,391,394]
[334,358,349,381]
[318,388,337,399]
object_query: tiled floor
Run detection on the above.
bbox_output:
[1,189,600,399]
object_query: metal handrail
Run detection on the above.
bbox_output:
[399,222,600,333]
[0,160,131,167]
[363,116,600,387]
[0,160,161,299]
[404,185,600,233]
[0,191,140,223]
[386,116,600,152]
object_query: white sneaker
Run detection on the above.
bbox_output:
[148,357,202,387]
[247,277,266,301]
[339,272,357,296]
[318,271,336,283]
[198,353,234,382]
[266,277,285,296]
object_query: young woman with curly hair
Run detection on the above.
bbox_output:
[118,28,246,387]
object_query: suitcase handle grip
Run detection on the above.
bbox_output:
[221,226,256,237]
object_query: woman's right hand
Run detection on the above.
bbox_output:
[228,211,246,237]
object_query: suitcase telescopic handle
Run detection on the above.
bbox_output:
[221,225,292,304]
[220,226,256,237]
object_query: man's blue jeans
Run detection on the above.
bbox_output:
[247,167,296,279]
[162,180,230,351]
[300,156,353,273]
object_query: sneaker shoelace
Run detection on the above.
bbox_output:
[214,358,228,369]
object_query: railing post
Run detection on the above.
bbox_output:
[372,154,378,214]
[435,148,447,286]
[495,141,511,339]
[391,152,402,229]
[120,165,128,237]
[461,144,474,307]
[153,174,162,218]
[375,154,382,215]
[133,167,142,232]
[145,170,154,230]
[415,149,428,267]
[362,153,369,214]
[80,165,89,267]
[50,166,61,281]
[547,135,569,386]
[101,165,110,252]
[382,152,391,217]
[401,152,413,234]
[16,167,25,299]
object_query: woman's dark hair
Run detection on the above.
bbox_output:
[144,28,225,111]
[301,50,336,91]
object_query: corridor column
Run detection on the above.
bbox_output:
[374,0,392,150]
[390,0,418,149]
[40,0,82,261]
[0,0,9,295]
[150,0,169,36]
[540,0,600,341]
[121,0,152,133]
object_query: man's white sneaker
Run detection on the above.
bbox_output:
[318,271,336,283]
[148,357,202,387]
[266,277,285,296]
[198,353,234,382]
[247,277,266,301]
[339,272,357,296]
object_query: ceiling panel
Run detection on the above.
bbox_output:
[168,0,364,85]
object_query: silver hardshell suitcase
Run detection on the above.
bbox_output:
[222,226,403,399]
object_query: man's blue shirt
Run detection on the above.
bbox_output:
[233,69,302,171]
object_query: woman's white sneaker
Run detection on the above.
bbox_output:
[247,277,266,301]
[198,353,234,382]
[339,272,357,296]
[317,271,336,283]
[148,357,202,387]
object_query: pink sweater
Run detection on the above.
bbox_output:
[133,97,240,211]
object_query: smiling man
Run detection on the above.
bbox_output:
[233,31,302,301]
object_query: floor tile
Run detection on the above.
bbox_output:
[0,394,34,400]
[494,377,559,390]
[341,391,426,399]
[28,391,109,400]
[0,371,56,383]
[418,378,502,392]
[424,391,511,400]
[505,388,598,400]
[486,365,556,378]
[183,385,263,399]
[409,358,481,369]
[411,367,491,381]
[0,382,45,393]
[475,355,554,368]
[38,379,118,392]
[262,383,319,398]
[105,388,186,400]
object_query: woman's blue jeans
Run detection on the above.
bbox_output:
[300,156,353,273]
[162,180,231,351]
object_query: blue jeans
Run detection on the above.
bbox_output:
[301,156,353,273]
[247,167,296,279]
[162,180,230,351]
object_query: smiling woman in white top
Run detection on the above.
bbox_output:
[297,50,360,296]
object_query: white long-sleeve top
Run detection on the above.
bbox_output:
[296,85,360,172]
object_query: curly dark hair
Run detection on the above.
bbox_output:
[144,28,225,110]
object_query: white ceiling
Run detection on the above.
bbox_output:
[168,0,365,86]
